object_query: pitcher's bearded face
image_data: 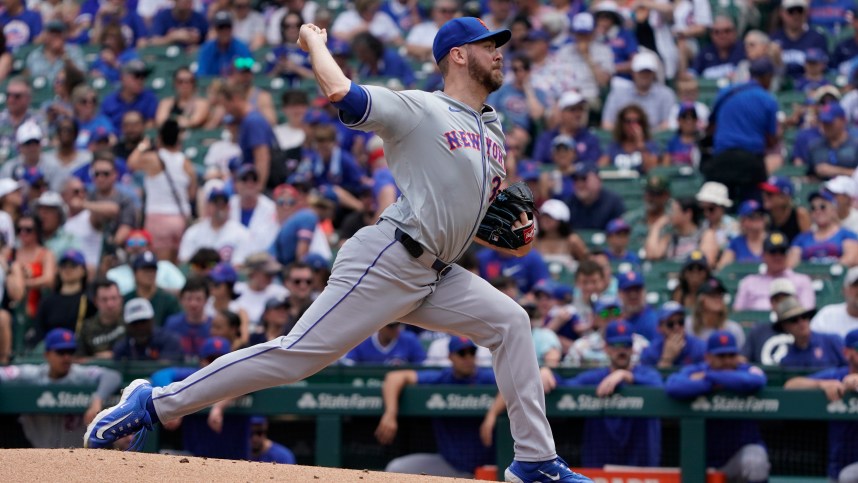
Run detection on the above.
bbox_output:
[466,41,504,92]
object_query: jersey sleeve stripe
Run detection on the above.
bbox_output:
[339,85,373,128]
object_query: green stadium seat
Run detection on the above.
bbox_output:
[642,259,684,292]
[576,229,607,250]
[731,310,775,333]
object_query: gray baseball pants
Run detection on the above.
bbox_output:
[719,444,770,483]
[151,221,557,462]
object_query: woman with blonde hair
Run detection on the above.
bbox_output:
[688,277,745,348]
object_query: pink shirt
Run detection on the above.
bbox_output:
[732,270,816,311]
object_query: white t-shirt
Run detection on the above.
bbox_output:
[229,194,279,255]
[273,124,306,151]
[203,139,242,176]
[178,218,252,265]
[331,10,401,43]
[233,281,290,326]
[0,210,14,248]
[811,303,858,339]
[405,21,438,49]
[63,210,102,268]
[233,11,265,47]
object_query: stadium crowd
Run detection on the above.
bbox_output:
[3,0,858,480]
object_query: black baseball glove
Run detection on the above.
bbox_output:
[476,181,538,250]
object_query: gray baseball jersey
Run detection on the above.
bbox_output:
[150,87,557,464]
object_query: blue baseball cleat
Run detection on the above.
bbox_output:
[505,457,592,482]
[84,379,155,450]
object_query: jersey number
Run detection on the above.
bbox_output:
[488,176,502,203]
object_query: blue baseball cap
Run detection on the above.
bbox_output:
[604,320,634,346]
[683,250,709,271]
[250,416,268,426]
[617,271,645,291]
[552,283,574,301]
[303,253,330,271]
[593,295,621,313]
[677,101,698,118]
[328,38,351,57]
[806,48,828,64]
[738,199,765,217]
[749,57,775,77]
[59,249,86,266]
[808,190,836,204]
[132,251,158,270]
[658,301,685,322]
[448,336,477,353]
[845,328,858,350]
[45,328,77,351]
[209,262,238,284]
[606,218,631,234]
[572,162,598,178]
[432,17,511,64]
[819,102,846,123]
[517,160,541,181]
[532,279,556,296]
[759,176,794,196]
[200,336,232,359]
[525,29,551,42]
[208,187,229,202]
[706,330,739,355]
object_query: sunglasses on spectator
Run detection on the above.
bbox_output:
[126,238,148,248]
[6,91,26,99]
[252,429,266,436]
[685,264,707,272]
[175,77,194,84]
[661,318,684,329]
[277,198,297,207]
[456,347,478,357]
[811,203,828,212]
[712,28,734,34]
[766,248,788,256]
[60,261,82,269]
[607,342,632,349]
[623,117,641,125]
[77,97,96,105]
[234,57,255,70]
[93,170,113,178]
[782,315,810,325]
[701,205,720,213]
[599,307,622,318]
[53,349,75,356]
[786,7,804,14]
[239,174,259,183]
[17,226,34,234]
[289,278,313,285]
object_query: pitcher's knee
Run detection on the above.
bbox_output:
[739,444,770,481]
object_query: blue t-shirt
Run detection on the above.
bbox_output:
[487,83,550,131]
[832,37,858,72]
[640,334,706,367]
[101,89,159,134]
[779,332,846,368]
[792,126,823,163]
[772,28,829,78]
[90,48,140,84]
[795,76,832,95]
[606,249,641,267]
[713,81,778,155]
[151,8,208,47]
[344,330,426,365]
[566,189,626,230]
[269,208,318,266]
[726,236,763,263]
[624,306,659,341]
[559,366,662,467]
[252,441,296,464]
[665,135,698,167]
[0,7,42,51]
[415,367,496,473]
[305,148,365,194]
[163,314,213,357]
[74,8,148,46]
[810,0,857,33]
[476,249,550,294]
[604,29,639,77]
[372,168,399,200]
[240,207,254,227]
[606,141,661,173]
[358,49,416,88]
[692,43,745,79]
[112,328,183,362]
[808,366,858,478]
[266,45,311,87]
[196,38,252,78]
[792,227,858,262]
[533,128,602,165]
[239,111,277,167]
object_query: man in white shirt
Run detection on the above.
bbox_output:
[234,252,289,326]
[826,176,858,234]
[811,267,858,339]
[229,165,278,254]
[179,187,251,265]
[404,0,457,61]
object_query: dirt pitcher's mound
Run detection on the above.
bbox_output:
[0,449,477,482]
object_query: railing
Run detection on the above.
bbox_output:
[0,383,853,481]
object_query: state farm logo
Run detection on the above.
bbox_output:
[35,391,91,409]
[690,395,779,413]
[296,392,382,410]
[826,398,858,414]
[424,393,495,410]
[555,394,644,411]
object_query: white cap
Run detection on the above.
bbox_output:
[558,91,585,109]
[593,0,620,14]
[571,12,595,33]
[35,191,64,208]
[631,51,660,73]
[769,278,797,297]
[825,176,857,197]
[540,199,571,222]
[0,178,21,198]
[781,0,808,8]
[695,181,733,207]
[124,297,155,323]
[845,267,858,287]
[16,121,42,144]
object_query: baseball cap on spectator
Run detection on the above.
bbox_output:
[236,164,258,180]
[90,129,112,145]
[59,249,86,266]
[328,38,351,57]
[122,59,153,77]
[124,297,155,324]
[245,252,282,274]
[683,250,708,270]
[644,175,670,195]
[818,102,846,123]
[571,12,595,34]
[738,199,765,217]
[448,336,477,353]
[572,162,598,178]
[532,279,556,297]
[706,330,738,355]
[16,121,42,144]
[808,190,836,204]
[200,337,232,359]
[825,176,857,197]
[517,160,541,181]
[749,57,775,77]
[593,0,623,25]
[432,17,511,63]
[677,102,698,118]
[209,262,238,284]
[540,199,570,222]
[604,320,633,346]
[699,277,727,296]
[805,48,828,64]
[781,0,808,8]
[606,218,631,234]
[772,295,816,332]
[213,10,234,28]
[845,328,858,350]
[264,296,290,312]
[617,271,645,291]
[759,176,794,196]
[126,229,153,248]
[558,91,585,110]
[35,191,64,209]
[45,19,68,33]
[696,181,733,207]
[844,266,858,287]
[132,251,158,270]
[525,29,551,42]
[593,295,621,313]
[0,178,20,198]
[631,51,659,73]
[303,253,331,271]
[552,283,574,301]
[552,134,575,149]
[764,232,790,253]
[208,187,230,203]
[45,328,77,351]
[658,301,685,321]
[769,278,797,298]
[250,415,268,426]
